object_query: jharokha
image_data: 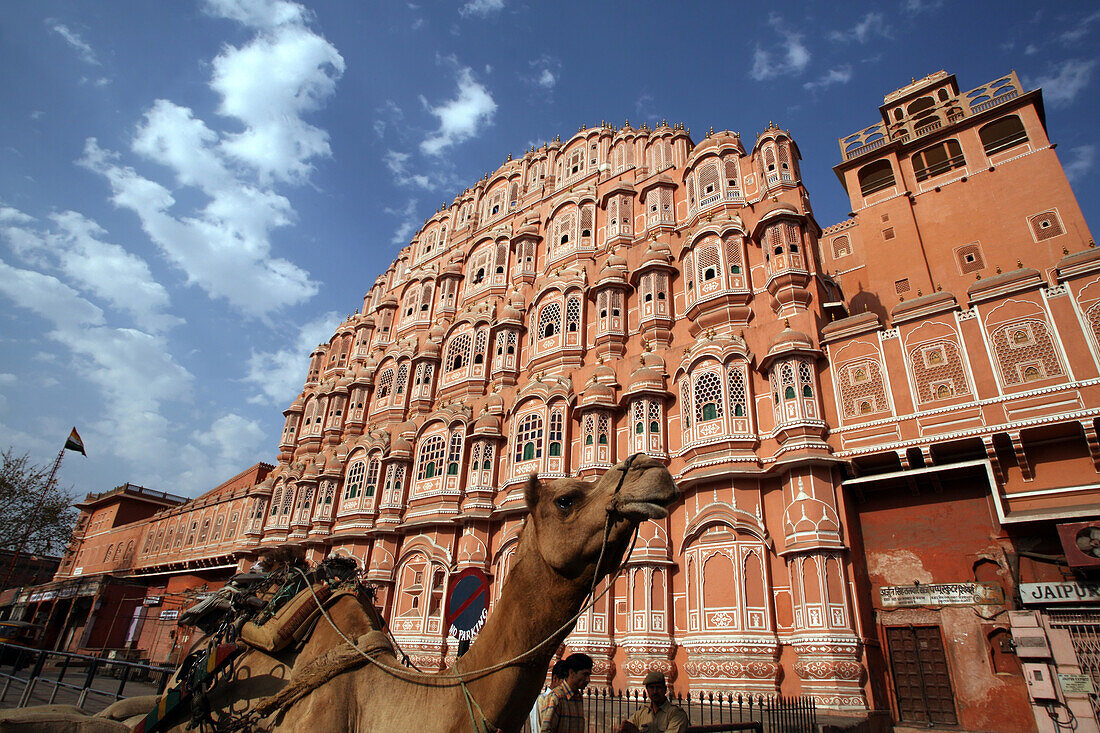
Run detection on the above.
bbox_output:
[23,70,1100,732]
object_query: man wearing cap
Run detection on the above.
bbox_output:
[615,671,689,733]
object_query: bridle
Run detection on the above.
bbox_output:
[256,455,649,731]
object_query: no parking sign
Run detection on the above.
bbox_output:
[444,568,489,641]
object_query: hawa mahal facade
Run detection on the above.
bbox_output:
[15,70,1100,731]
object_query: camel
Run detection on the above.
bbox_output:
[2,454,677,732]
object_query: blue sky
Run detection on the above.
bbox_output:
[1,0,1097,498]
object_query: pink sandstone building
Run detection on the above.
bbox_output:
[18,69,1100,732]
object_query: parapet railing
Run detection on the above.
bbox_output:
[0,642,172,713]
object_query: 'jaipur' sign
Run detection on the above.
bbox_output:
[1021,580,1100,605]
[879,582,1003,608]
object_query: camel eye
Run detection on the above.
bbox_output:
[553,495,575,512]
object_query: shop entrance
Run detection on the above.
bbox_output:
[1048,610,1100,721]
[885,625,959,725]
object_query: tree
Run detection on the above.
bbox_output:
[0,448,78,557]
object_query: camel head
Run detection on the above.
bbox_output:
[523,454,678,582]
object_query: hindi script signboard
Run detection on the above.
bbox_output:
[880,582,1003,608]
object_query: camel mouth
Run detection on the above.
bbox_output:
[616,499,671,521]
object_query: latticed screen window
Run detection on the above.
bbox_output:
[698,242,721,282]
[633,400,645,434]
[724,236,742,275]
[473,329,487,364]
[993,320,1064,386]
[580,207,593,238]
[832,235,852,258]
[584,414,595,445]
[281,488,294,515]
[417,435,446,480]
[515,414,544,462]
[539,302,562,338]
[566,297,581,332]
[728,365,748,418]
[270,488,282,516]
[597,412,610,444]
[648,400,662,434]
[548,411,564,456]
[345,460,366,499]
[798,361,815,397]
[447,431,462,475]
[376,369,394,398]
[1029,211,1065,242]
[694,372,724,422]
[955,243,985,274]
[395,363,408,394]
[725,158,739,191]
[699,162,720,196]
[469,443,482,476]
[446,333,472,371]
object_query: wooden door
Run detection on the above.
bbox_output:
[885,625,958,725]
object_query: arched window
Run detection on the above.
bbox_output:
[694,372,723,422]
[857,160,895,196]
[979,115,1028,156]
[565,296,581,333]
[417,435,446,480]
[345,459,365,499]
[539,301,562,338]
[447,430,462,475]
[376,369,393,399]
[548,411,563,457]
[445,333,472,372]
[515,414,544,463]
[913,139,965,181]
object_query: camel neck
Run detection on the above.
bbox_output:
[453,541,592,731]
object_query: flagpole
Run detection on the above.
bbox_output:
[2,444,67,591]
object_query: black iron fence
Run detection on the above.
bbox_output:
[522,687,816,732]
[0,642,172,713]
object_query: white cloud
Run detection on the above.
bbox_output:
[211,24,345,183]
[1065,145,1095,183]
[0,207,34,224]
[459,0,504,17]
[1,207,180,332]
[373,100,404,139]
[49,211,182,333]
[1027,59,1095,107]
[420,67,497,156]
[804,65,854,91]
[385,198,421,246]
[1061,10,1100,44]
[526,56,560,91]
[176,413,268,491]
[72,0,342,319]
[750,16,811,81]
[828,13,890,44]
[903,0,943,13]
[48,22,99,65]
[244,311,342,404]
[0,259,104,328]
[202,0,308,28]
[0,259,193,474]
[0,374,16,386]
[1025,44,1038,55]
[80,138,317,318]
[384,150,434,189]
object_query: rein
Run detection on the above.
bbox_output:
[253,455,646,730]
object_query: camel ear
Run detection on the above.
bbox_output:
[524,473,541,511]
